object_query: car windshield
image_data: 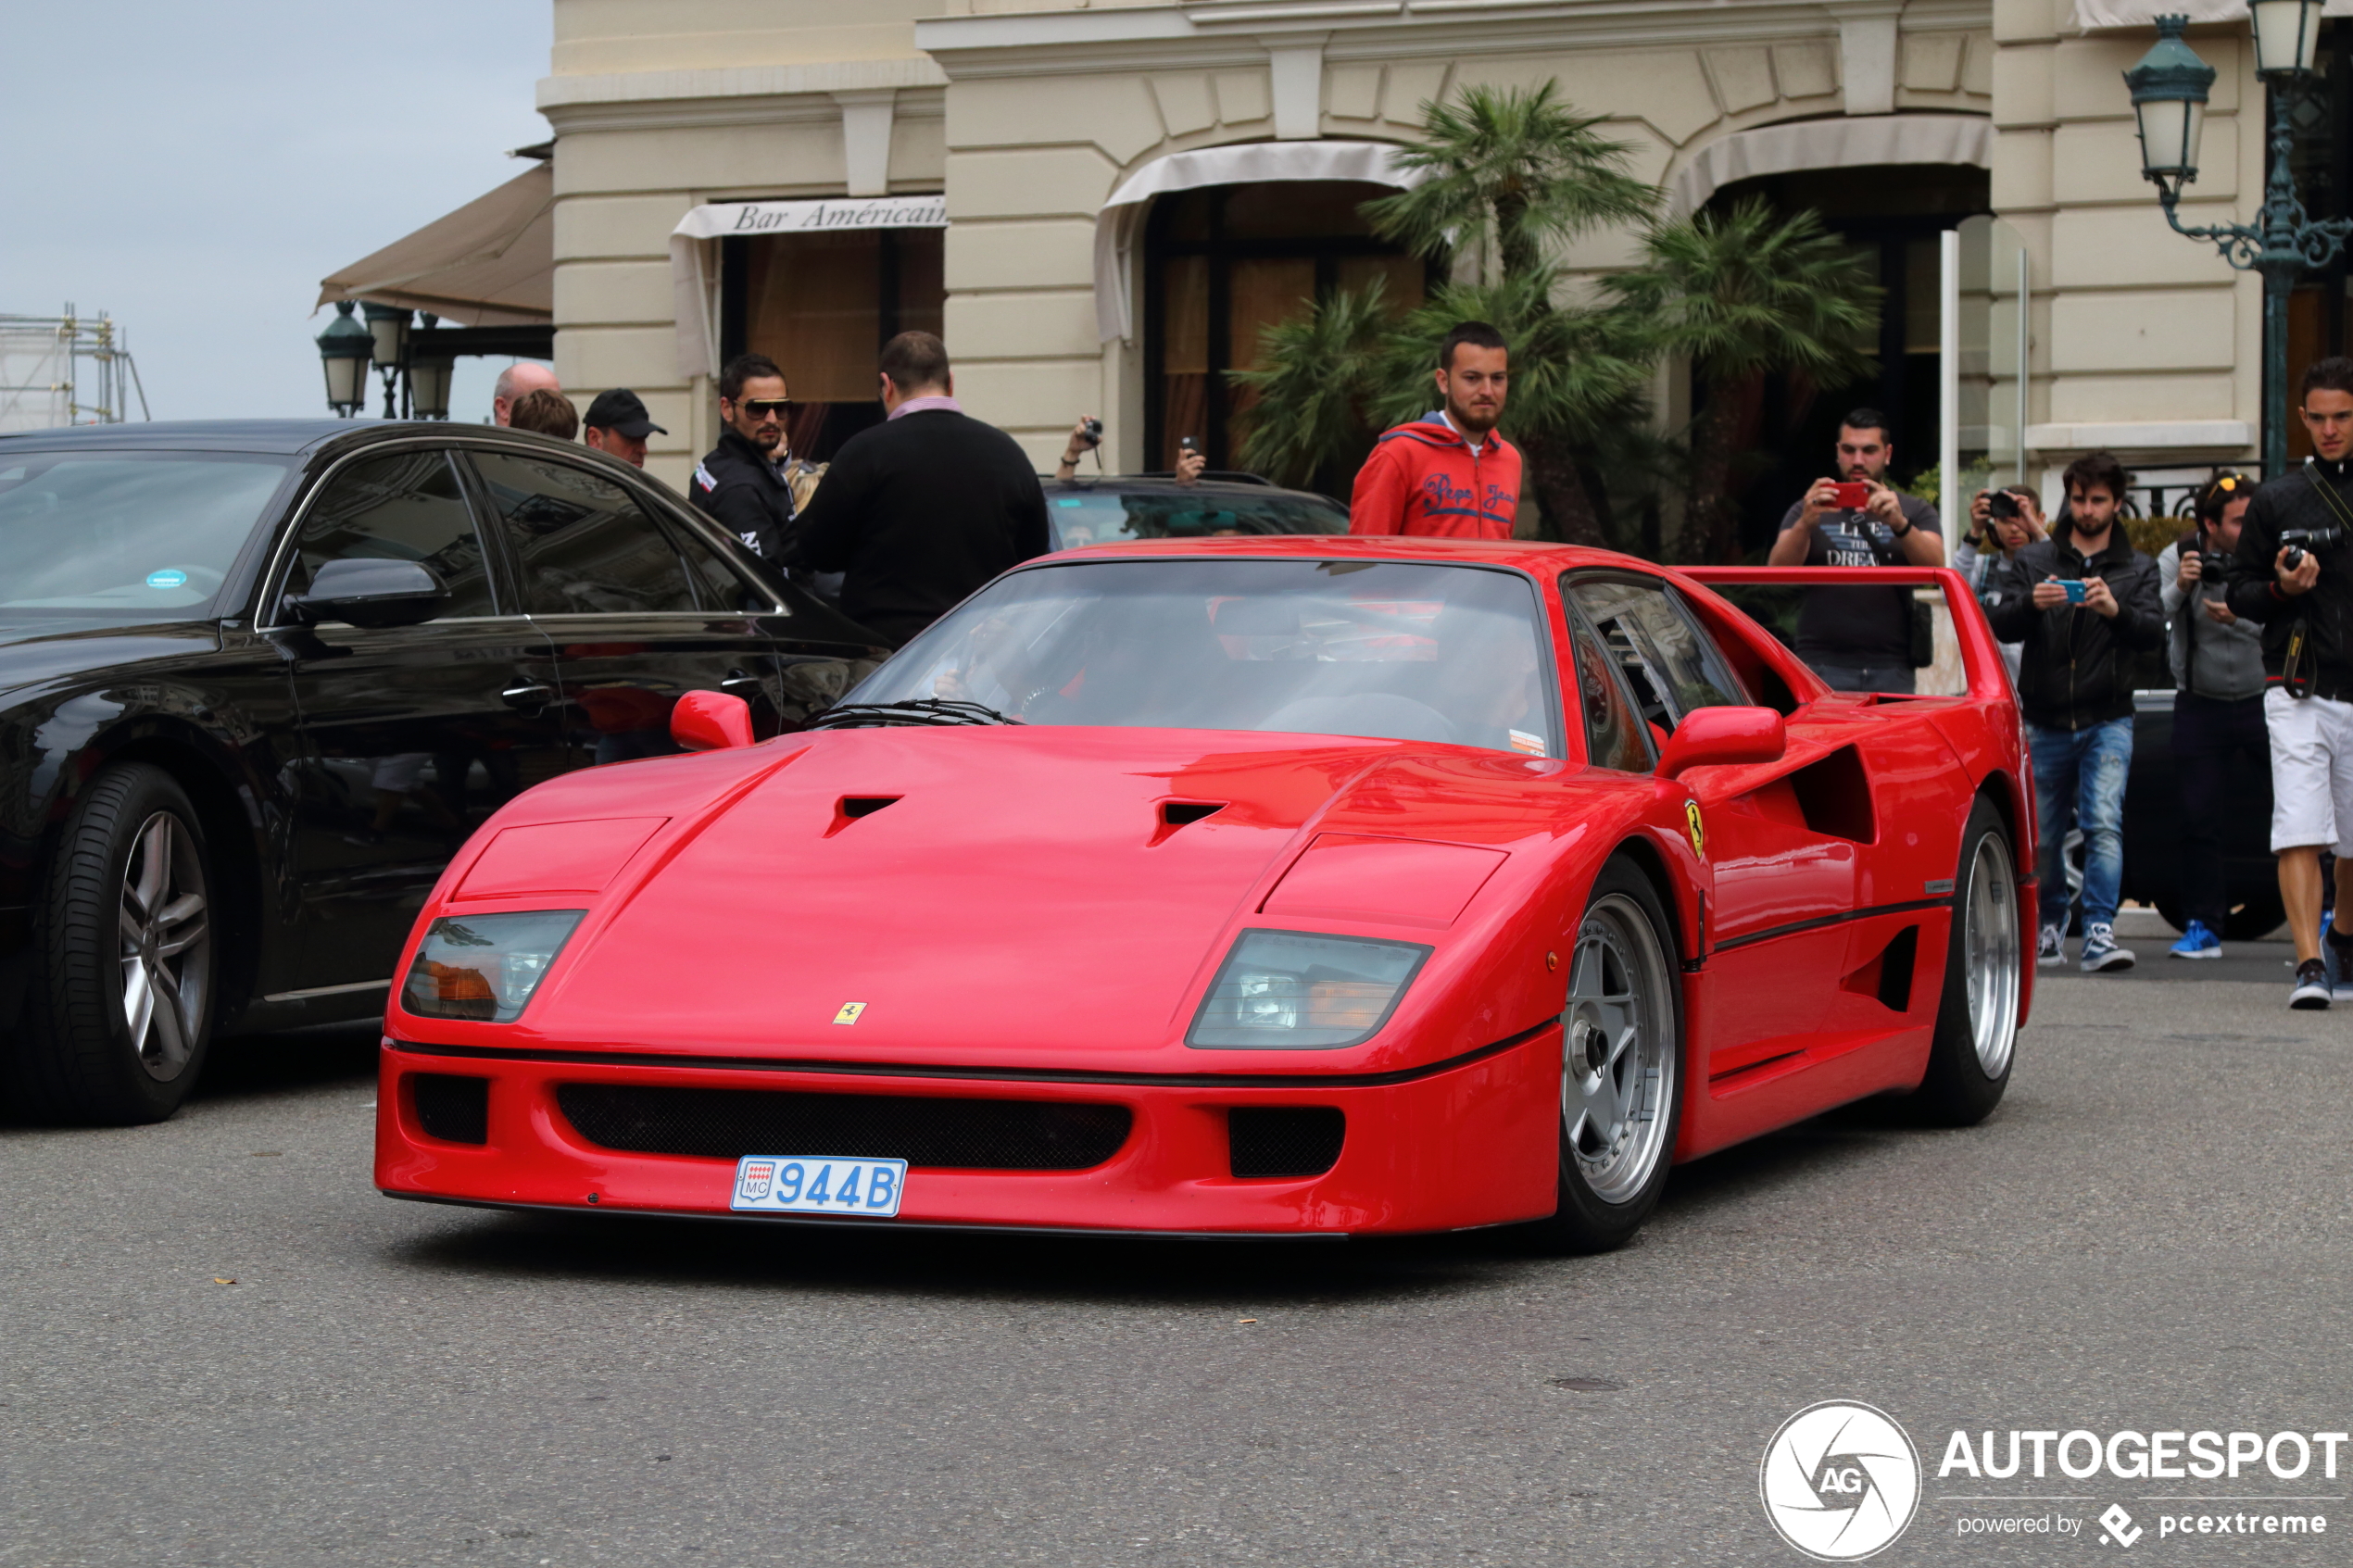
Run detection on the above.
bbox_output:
[849,558,1557,756]
[1047,486,1348,549]
[0,452,291,618]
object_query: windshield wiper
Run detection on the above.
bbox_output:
[807,698,1024,730]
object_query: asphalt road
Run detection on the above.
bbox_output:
[3,912,2347,1567]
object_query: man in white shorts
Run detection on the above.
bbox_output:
[2224,356,2353,1008]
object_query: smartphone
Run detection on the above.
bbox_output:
[1829,481,1870,509]
[2059,578,2090,605]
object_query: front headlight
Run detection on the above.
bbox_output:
[1187,930,1430,1050]
[400,909,585,1023]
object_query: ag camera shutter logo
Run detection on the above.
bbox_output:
[1760,1400,1922,1561]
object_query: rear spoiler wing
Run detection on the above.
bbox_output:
[1676,565,2013,703]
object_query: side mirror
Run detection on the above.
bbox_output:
[290,558,447,629]
[672,689,753,752]
[1654,706,1785,779]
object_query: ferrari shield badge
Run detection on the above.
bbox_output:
[833,1001,867,1025]
[1684,801,1705,859]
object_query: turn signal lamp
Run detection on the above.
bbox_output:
[1188,931,1430,1049]
[401,910,585,1023]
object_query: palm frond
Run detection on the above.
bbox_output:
[1227,280,1395,487]
[1608,197,1881,384]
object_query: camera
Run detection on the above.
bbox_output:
[1986,490,2022,521]
[2282,525,2343,571]
[1080,416,1102,446]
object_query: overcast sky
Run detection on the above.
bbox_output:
[1,3,552,426]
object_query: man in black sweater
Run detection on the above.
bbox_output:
[783,332,1050,646]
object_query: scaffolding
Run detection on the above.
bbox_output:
[0,306,149,433]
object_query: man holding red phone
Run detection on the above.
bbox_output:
[1768,410,1945,693]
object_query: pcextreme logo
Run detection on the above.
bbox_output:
[1761,1400,1924,1561]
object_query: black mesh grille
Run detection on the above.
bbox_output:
[1228,1107,1344,1178]
[412,1073,489,1145]
[555,1084,1131,1171]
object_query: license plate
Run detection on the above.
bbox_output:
[729,1155,907,1217]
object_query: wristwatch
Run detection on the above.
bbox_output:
[1889,516,1913,538]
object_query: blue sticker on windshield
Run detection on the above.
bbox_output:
[145,569,188,589]
[1055,497,1083,507]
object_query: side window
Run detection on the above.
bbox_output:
[1563,603,1655,772]
[664,511,770,612]
[469,452,699,616]
[1564,575,1751,736]
[284,450,496,618]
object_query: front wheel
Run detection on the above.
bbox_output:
[1909,797,2020,1127]
[6,763,217,1123]
[1519,858,1685,1254]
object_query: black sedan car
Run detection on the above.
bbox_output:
[0,420,884,1123]
[1043,471,1348,549]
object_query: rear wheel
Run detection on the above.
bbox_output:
[6,764,216,1123]
[1909,797,2019,1127]
[1520,859,1684,1254]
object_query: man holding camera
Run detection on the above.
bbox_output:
[2157,474,2262,960]
[2224,357,2353,1008]
[1987,451,2163,973]
[1768,409,1944,694]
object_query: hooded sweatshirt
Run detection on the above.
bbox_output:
[1349,415,1521,539]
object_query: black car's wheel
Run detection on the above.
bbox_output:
[1520,858,1684,1255]
[6,764,216,1124]
[2224,891,2287,942]
[1908,797,2019,1128]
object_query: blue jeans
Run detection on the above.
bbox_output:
[2029,718,2133,931]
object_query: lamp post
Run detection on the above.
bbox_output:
[2129,3,2351,475]
[315,301,373,418]
[360,303,412,419]
[408,314,453,420]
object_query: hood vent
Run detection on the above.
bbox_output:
[826,795,902,836]
[1150,799,1227,846]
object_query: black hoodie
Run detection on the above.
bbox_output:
[1985,526,2164,730]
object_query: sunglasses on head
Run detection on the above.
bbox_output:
[737,398,791,418]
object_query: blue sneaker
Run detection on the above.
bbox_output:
[2169,920,2221,960]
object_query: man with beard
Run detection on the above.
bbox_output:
[1768,410,1946,693]
[689,353,805,565]
[1349,321,1520,538]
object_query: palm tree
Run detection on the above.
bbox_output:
[1607,198,1881,563]
[1229,280,1393,491]
[1361,82,1658,282]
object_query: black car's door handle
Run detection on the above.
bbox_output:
[501,683,555,709]
[719,671,764,694]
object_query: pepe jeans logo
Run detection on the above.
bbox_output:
[1761,1401,1922,1561]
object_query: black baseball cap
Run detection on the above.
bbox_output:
[584,387,666,439]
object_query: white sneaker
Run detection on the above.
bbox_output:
[2037,925,2064,966]
[2079,922,2135,972]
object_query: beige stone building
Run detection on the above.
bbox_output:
[337,2,2353,536]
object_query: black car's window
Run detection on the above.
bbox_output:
[1047,486,1349,549]
[664,510,770,612]
[469,452,699,616]
[0,452,290,619]
[1564,575,1750,738]
[285,449,496,618]
[1561,602,1655,772]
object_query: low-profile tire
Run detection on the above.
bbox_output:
[1909,797,2020,1128]
[1519,858,1685,1255]
[6,763,217,1124]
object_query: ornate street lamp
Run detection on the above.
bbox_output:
[2130,5,2349,475]
[315,301,373,418]
[361,303,412,419]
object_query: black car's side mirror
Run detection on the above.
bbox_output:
[290,558,448,629]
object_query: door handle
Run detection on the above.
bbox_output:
[719,670,765,694]
[501,683,555,709]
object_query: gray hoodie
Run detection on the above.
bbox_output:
[2158,538,2264,700]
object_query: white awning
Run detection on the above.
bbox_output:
[1091,141,1428,344]
[2072,1,2352,25]
[1667,114,1993,218]
[670,195,947,380]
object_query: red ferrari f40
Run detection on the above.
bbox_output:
[375,540,2033,1250]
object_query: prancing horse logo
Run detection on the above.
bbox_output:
[1684,801,1705,859]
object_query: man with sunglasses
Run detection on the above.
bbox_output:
[691,354,806,565]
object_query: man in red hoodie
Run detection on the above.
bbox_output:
[1350,321,1521,538]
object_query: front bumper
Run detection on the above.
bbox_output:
[373,1029,1563,1236]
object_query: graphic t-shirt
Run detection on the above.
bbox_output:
[1780,492,1942,664]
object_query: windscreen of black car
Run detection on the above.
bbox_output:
[0,451,290,617]
[850,558,1557,756]
[1047,488,1348,549]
